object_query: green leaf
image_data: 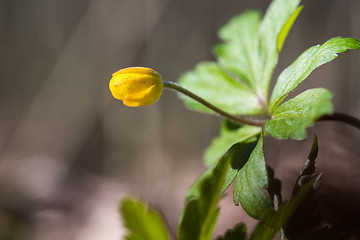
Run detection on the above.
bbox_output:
[258,0,302,99]
[185,167,213,202]
[214,0,302,103]
[183,137,261,226]
[178,62,263,115]
[285,135,321,239]
[265,88,333,140]
[204,121,261,166]
[215,223,247,240]
[222,140,259,193]
[277,6,303,52]
[119,197,170,240]
[233,134,273,219]
[249,176,319,240]
[270,37,360,111]
[184,138,260,210]
[178,142,235,240]
[215,10,262,89]
[178,0,304,116]
[299,134,318,177]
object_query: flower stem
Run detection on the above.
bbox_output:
[163,82,360,130]
[163,81,265,127]
[318,112,360,130]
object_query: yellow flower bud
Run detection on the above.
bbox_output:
[109,67,163,107]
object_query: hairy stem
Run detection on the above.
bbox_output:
[163,81,265,127]
[318,112,360,130]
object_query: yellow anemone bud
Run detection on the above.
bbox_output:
[109,67,163,107]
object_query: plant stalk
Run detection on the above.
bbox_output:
[318,112,360,130]
[163,81,360,130]
[163,81,265,127]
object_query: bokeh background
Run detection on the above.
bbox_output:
[0,0,360,239]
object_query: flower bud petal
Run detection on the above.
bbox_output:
[109,67,163,107]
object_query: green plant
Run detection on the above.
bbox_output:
[111,0,360,239]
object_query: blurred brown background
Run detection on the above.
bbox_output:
[0,0,359,239]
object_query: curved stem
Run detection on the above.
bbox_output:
[163,81,265,127]
[318,112,360,130]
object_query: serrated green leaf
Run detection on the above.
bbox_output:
[215,223,247,240]
[214,0,301,103]
[266,88,333,140]
[270,37,360,111]
[249,176,318,240]
[218,10,261,44]
[119,197,170,240]
[204,122,261,166]
[178,0,304,116]
[277,6,303,52]
[178,62,263,115]
[215,10,262,89]
[233,134,273,219]
[178,143,235,240]
[258,0,302,99]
